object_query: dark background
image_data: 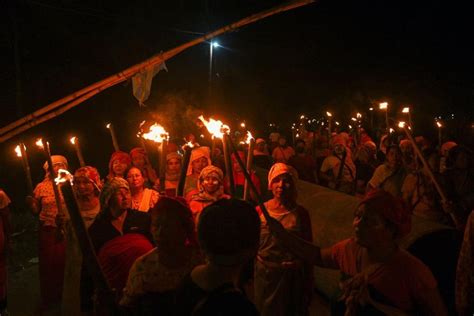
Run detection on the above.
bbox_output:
[1,0,473,202]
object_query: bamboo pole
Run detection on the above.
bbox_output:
[177,146,192,197]
[0,0,316,143]
[222,136,236,197]
[18,143,34,195]
[401,126,458,226]
[243,139,255,201]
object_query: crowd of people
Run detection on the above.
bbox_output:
[0,123,473,316]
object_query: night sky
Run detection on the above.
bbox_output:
[1,0,473,198]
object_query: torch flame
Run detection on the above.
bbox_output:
[356,112,362,118]
[70,136,77,145]
[183,141,195,149]
[436,121,442,128]
[244,131,254,145]
[106,123,111,129]
[35,138,44,148]
[351,117,357,122]
[379,102,388,110]
[15,145,22,157]
[326,111,332,117]
[389,128,395,133]
[55,169,73,185]
[142,123,169,143]
[398,121,406,128]
[198,115,230,139]
[402,107,410,113]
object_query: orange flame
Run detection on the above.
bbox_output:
[402,107,410,113]
[398,121,406,128]
[183,140,195,149]
[198,115,229,139]
[15,145,22,157]
[436,121,442,128]
[142,123,169,143]
[106,123,111,129]
[326,111,332,117]
[55,169,73,185]
[35,138,44,148]
[70,136,77,145]
[379,102,388,110]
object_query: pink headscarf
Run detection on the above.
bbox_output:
[108,151,131,178]
[186,146,211,176]
[267,163,298,189]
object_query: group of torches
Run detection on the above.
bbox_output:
[14,115,274,223]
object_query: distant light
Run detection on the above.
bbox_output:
[369,107,374,111]
[335,121,340,126]
[398,121,406,128]
[300,115,305,120]
[389,128,394,133]
[379,102,388,110]
[200,134,205,138]
[295,133,300,138]
[436,121,442,128]
[240,122,246,128]
[212,42,220,48]
[326,111,332,117]
[348,124,352,129]
[402,107,410,113]
[351,117,357,122]
[356,112,362,118]
[307,120,311,124]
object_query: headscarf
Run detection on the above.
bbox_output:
[360,190,411,238]
[166,152,182,181]
[255,138,266,145]
[129,147,146,161]
[187,146,211,176]
[441,141,457,157]
[74,166,102,192]
[331,135,346,148]
[43,155,68,173]
[267,163,298,189]
[399,139,413,154]
[100,177,130,210]
[195,166,225,201]
[108,151,132,177]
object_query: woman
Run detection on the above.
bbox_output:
[62,166,102,316]
[162,152,182,196]
[184,147,211,198]
[107,151,132,182]
[126,167,159,213]
[320,136,356,194]
[81,177,153,313]
[27,155,68,312]
[368,145,407,198]
[189,166,230,221]
[120,197,202,312]
[0,189,11,315]
[231,151,261,200]
[254,163,313,316]
[268,190,447,315]
[130,147,158,188]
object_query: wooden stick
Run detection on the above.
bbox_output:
[222,136,235,197]
[225,134,272,222]
[73,138,86,167]
[106,123,120,152]
[0,0,316,143]
[243,139,255,201]
[177,146,192,197]
[19,142,34,195]
[159,140,167,193]
[58,180,115,311]
[401,127,458,225]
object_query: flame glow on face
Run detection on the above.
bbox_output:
[198,115,229,139]
[35,138,44,148]
[70,136,77,145]
[142,123,169,143]
[15,145,22,157]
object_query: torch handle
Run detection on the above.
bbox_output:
[159,140,167,193]
[59,181,115,309]
[222,136,235,197]
[108,124,120,152]
[177,147,192,197]
[19,143,34,195]
[75,141,86,167]
[401,127,459,225]
[243,139,255,201]
[225,135,272,222]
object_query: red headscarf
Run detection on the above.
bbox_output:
[97,233,153,292]
[361,190,411,238]
[129,147,146,161]
[108,151,131,178]
[74,166,102,192]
